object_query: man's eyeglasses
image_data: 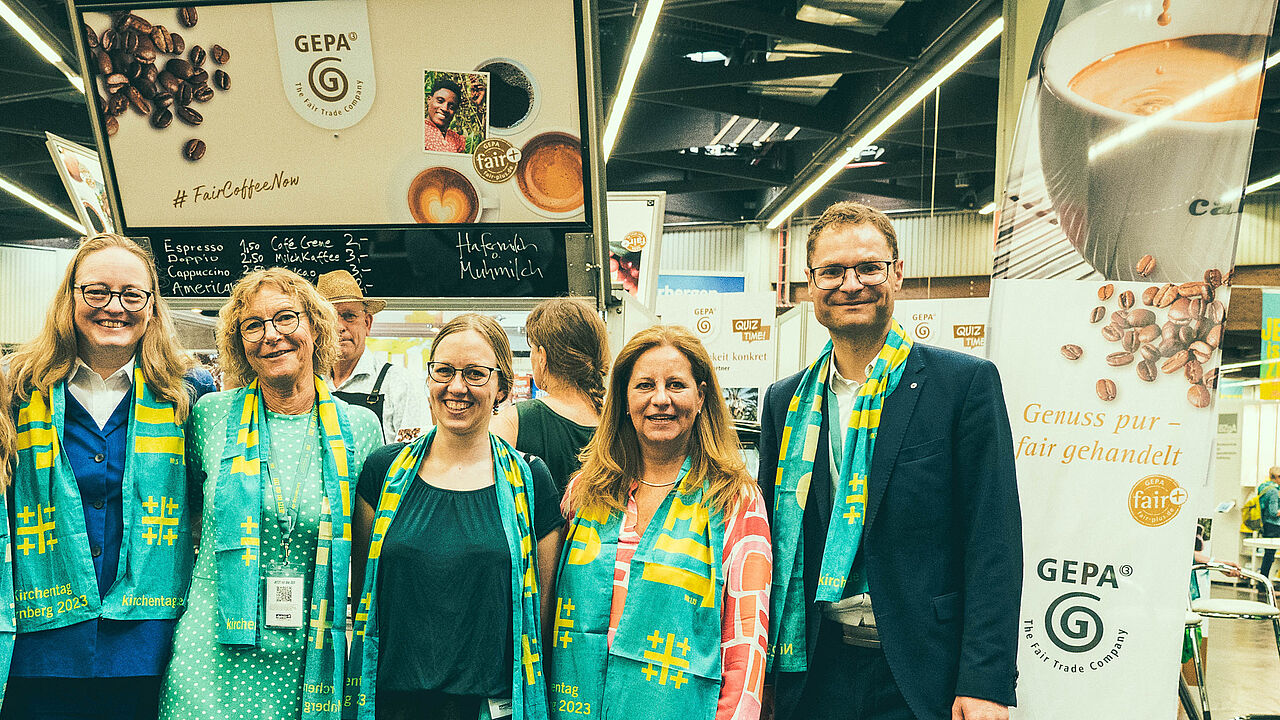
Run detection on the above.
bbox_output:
[238,309,302,342]
[76,283,153,312]
[808,260,896,290]
[427,362,498,386]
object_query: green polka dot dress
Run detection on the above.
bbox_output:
[159,391,382,720]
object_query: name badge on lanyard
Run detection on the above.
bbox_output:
[264,567,305,628]
[486,698,514,719]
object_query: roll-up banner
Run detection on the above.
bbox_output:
[1261,290,1280,399]
[990,1,1276,717]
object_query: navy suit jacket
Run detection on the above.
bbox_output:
[758,343,1022,720]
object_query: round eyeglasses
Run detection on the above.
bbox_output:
[808,260,896,290]
[76,283,153,312]
[427,362,498,386]
[238,309,302,342]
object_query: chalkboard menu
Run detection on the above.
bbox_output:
[148,226,570,298]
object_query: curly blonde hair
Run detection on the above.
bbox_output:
[216,268,339,388]
[5,233,193,422]
[566,325,750,517]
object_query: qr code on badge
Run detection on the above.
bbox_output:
[275,584,293,603]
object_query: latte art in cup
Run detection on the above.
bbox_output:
[408,167,479,223]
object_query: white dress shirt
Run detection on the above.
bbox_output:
[68,357,135,430]
[328,350,430,443]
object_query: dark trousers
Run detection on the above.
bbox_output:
[792,619,916,720]
[375,691,485,720]
[0,677,161,720]
[1259,522,1280,579]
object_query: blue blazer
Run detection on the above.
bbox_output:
[758,344,1022,720]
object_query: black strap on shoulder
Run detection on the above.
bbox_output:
[371,363,393,395]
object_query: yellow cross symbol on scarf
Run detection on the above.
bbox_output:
[240,516,258,566]
[141,496,181,545]
[16,504,56,555]
[520,634,541,685]
[311,599,329,649]
[554,598,575,648]
[641,630,691,688]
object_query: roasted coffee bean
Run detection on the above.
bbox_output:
[1138,324,1161,343]
[1061,344,1083,361]
[101,29,117,51]
[1203,368,1219,389]
[1154,283,1178,308]
[1178,281,1212,301]
[1121,329,1140,353]
[151,26,174,54]
[95,50,113,75]
[153,91,174,108]
[210,44,230,64]
[1167,297,1191,323]
[213,69,229,90]
[1136,360,1156,382]
[177,83,193,105]
[1184,359,1204,384]
[127,85,151,115]
[189,45,206,67]
[84,24,99,49]
[1107,351,1134,367]
[142,62,159,84]
[110,49,131,72]
[107,91,128,116]
[1136,254,1156,276]
[170,32,185,54]
[105,115,119,136]
[189,68,208,85]
[121,13,153,33]
[1142,286,1158,306]
[136,78,158,100]
[158,70,181,94]
[1119,290,1134,309]
[178,6,198,28]
[1185,317,1204,338]
[1205,324,1223,349]
[1161,320,1179,339]
[1096,379,1117,402]
[1102,324,1123,342]
[135,34,156,62]
[1111,310,1129,328]
[125,60,143,81]
[105,73,129,92]
[1188,384,1211,409]
[1207,300,1226,324]
[1161,350,1189,374]
[1205,268,1223,287]
[182,137,205,160]
[1090,306,1106,324]
[176,105,202,125]
[1157,335,1180,357]
[1128,309,1156,327]
[166,58,194,79]
[150,107,172,129]
[1188,297,1205,319]
[1098,283,1115,301]
[1190,340,1212,363]
[1139,344,1160,364]
[1178,324,1196,345]
[192,84,214,102]
[122,31,138,54]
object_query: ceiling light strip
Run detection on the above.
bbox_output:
[601,0,665,160]
[758,122,781,143]
[0,0,85,93]
[766,17,1004,229]
[709,114,740,145]
[0,173,87,234]
[731,118,760,145]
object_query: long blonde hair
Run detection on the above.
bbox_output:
[0,364,16,490]
[216,268,340,389]
[5,233,194,422]
[567,325,750,517]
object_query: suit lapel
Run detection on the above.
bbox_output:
[865,349,926,533]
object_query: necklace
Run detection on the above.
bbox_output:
[638,477,679,488]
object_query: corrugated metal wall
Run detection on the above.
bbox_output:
[1237,195,1280,266]
[0,245,74,346]
[659,225,746,272]
[787,210,994,281]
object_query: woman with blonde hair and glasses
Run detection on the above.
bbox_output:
[158,267,382,720]
[549,325,772,720]
[2,233,215,719]
[493,297,608,495]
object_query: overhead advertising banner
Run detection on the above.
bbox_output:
[895,297,990,358]
[658,292,775,423]
[989,1,1275,718]
[71,0,597,299]
[1261,290,1280,399]
[45,133,115,235]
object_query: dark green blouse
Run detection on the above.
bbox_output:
[514,399,596,495]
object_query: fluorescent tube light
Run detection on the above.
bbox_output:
[709,115,740,146]
[758,122,781,143]
[602,0,665,160]
[766,17,1004,229]
[0,0,85,93]
[978,201,997,215]
[1246,173,1280,195]
[0,174,87,234]
[731,119,760,145]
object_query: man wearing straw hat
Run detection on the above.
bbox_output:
[318,270,429,442]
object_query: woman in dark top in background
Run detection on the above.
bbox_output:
[348,314,563,720]
[493,298,608,494]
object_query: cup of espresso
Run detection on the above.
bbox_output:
[408,167,481,223]
[516,131,584,217]
[1037,0,1269,282]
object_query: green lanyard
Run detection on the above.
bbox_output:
[266,405,317,564]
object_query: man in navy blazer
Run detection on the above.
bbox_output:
[758,202,1021,720]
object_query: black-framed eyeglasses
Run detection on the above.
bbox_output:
[427,362,499,386]
[76,283,153,312]
[238,309,302,342]
[808,260,897,290]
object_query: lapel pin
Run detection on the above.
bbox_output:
[910,382,918,389]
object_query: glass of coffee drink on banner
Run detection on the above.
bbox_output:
[1037,0,1270,282]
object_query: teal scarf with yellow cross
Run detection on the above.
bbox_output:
[548,457,725,720]
[216,377,353,720]
[12,366,190,631]
[767,321,912,673]
[345,429,549,720]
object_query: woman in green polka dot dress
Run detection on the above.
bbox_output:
[159,269,382,720]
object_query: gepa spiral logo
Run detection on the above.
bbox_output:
[1022,557,1131,673]
[272,0,376,129]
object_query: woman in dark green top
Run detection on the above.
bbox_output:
[493,298,608,493]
